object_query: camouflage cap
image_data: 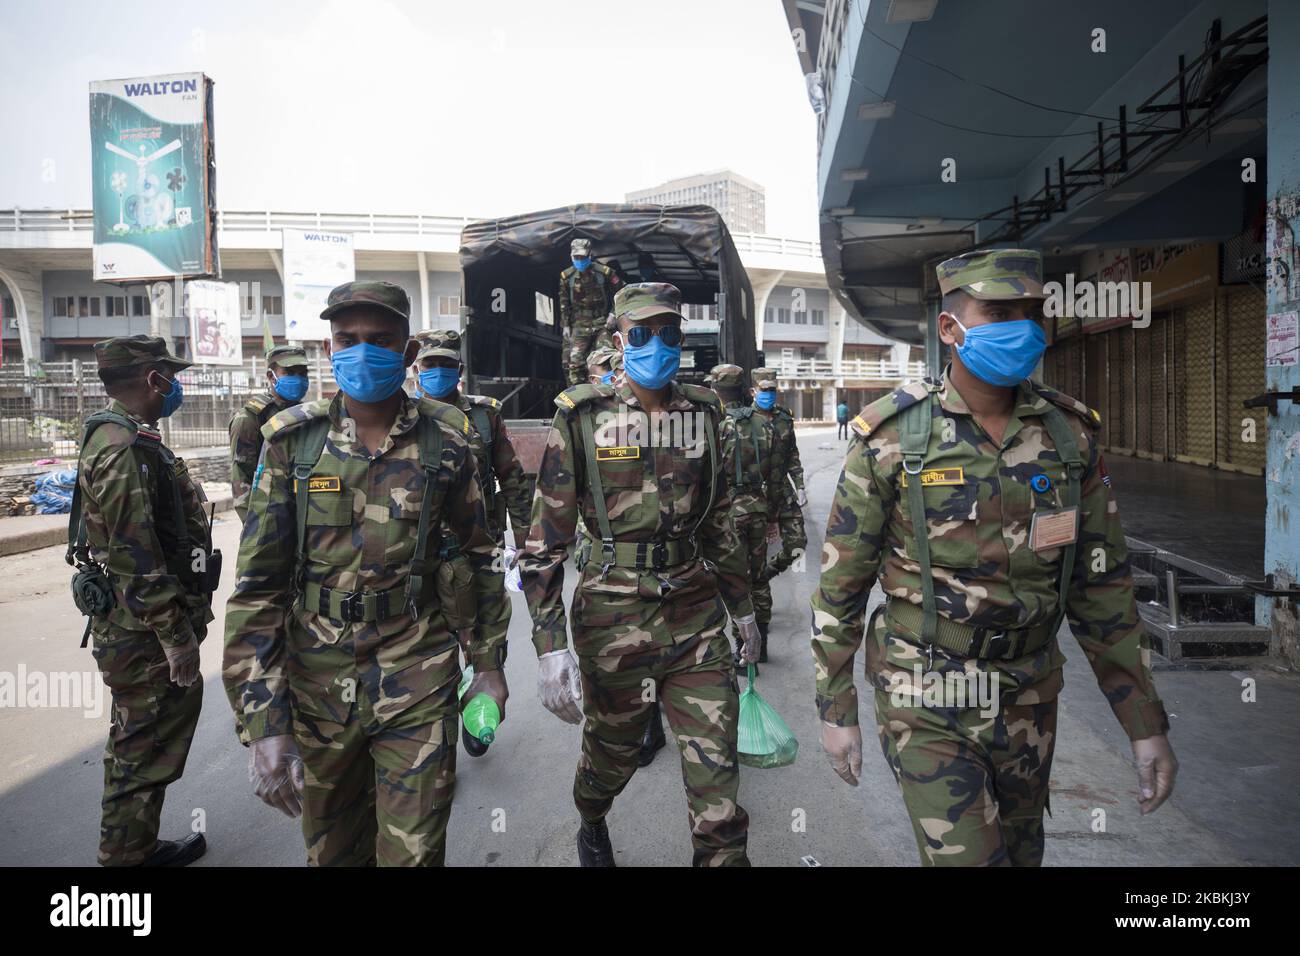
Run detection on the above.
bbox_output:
[571,238,591,256]
[586,345,622,374]
[266,344,308,369]
[613,282,682,323]
[707,363,745,389]
[94,334,191,372]
[320,280,411,323]
[414,328,463,362]
[936,248,1045,300]
[751,367,778,389]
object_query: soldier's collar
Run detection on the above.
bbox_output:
[936,368,973,416]
[330,391,421,436]
[107,398,146,425]
[614,378,693,412]
[1014,381,1051,417]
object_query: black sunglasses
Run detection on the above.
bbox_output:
[624,326,683,348]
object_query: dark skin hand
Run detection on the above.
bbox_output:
[613,312,679,412]
[325,308,418,454]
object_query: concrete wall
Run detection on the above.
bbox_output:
[1262,0,1300,666]
[762,285,831,344]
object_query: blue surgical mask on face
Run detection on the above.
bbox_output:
[952,315,1046,387]
[572,256,591,272]
[273,373,308,402]
[754,389,776,410]
[621,334,680,390]
[600,371,616,385]
[330,342,408,403]
[156,374,183,418]
[418,367,460,399]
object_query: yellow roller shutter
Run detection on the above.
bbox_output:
[1218,285,1266,474]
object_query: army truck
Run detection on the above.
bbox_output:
[457,203,757,471]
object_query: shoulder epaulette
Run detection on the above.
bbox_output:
[726,404,754,421]
[554,382,610,412]
[678,383,721,408]
[81,409,142,452]
[261,398,330,442]
[850,379,936,439]
[465,394,502,411]
[419,397,472,437]
[1033,381,1101,429]
[242,394,272,417]
[595,262,616,277]
[560,265,577,280]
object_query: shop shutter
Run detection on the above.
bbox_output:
[1086,334,1108,449]
[1179,298,1216,466]
[1219,285,1267,473]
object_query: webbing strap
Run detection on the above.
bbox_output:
[898,394,937,644]
[291,417,331,591]
[577,407,616,574]
[694,412,718,540]
[1041,406,1085,634]
[405,414,445,614]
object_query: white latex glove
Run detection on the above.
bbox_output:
[820,721,863,787]
[537,649,583,724]
[161,635,201,688]
[1132,734,1178,814]
[735,613,762,664]
[796,488,808,508]
[249,734,306,817]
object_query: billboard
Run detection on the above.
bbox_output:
[282,229,355,341]
[90,73,218,282]
[185,279,242,365]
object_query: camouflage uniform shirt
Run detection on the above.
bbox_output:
[229,389,290,520]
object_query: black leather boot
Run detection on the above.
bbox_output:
[138,833,206,867]
[577,818,616,867]
[758,622,769,662]
[637,701,666,767]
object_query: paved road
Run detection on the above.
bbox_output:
[2,426,1297,866]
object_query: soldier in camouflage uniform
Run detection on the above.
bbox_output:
[591,314,618,355]
[585,344,621,386]
[709,363,776,667]
[519,282,761,867]
[229,344,309,521]
[559,238,622,387]
[411,327,535,757]
[223,281,510,866]
[752,368,808,592]
[72,335,215,867]
[811,249,1178,866]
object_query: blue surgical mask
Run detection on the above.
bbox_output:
[273,373,308,402]
[952,315,1046,387]
[572,256,591,272]
[621,335,679,390]
[157,375,183,418]
[600,371,616,385]
[330,342,408,403]
[418,367,460,399]
[754,389,776,410]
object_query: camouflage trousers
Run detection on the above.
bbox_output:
[873,684,1058,867]
[733,512,771,631]
[91,623,204,866]
[291,676,458,867]
[571,581,750,866]
[565,313,607,386]
[765,492,807,578]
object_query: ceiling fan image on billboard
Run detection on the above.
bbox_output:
[103,139,184,233]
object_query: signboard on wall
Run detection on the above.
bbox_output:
[1076,248,1135,334]
[282,229,355,341]
[1267,311,1298,368]
[90,73,218,282]
[1134,242,1219,309]
[185,279,242,365]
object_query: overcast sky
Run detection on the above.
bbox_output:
[0,0,821,238]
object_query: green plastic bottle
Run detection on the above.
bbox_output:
[457,665,501,746]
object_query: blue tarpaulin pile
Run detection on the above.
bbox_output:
[30,469,77,515]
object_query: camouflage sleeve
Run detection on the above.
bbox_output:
[1065,440,1169,740]
[718,415,739,487]
[519,410,578,656]
[222,436,295,744]
[492,415,535,551]
[228,408,260,522]
[444,435,510,673]
[558,273,571,329]
[810,435,892,726]
[86,440,196,647]
[701,409,754,618]
[786,420,805,491]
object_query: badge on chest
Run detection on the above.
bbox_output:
[1029,506,1079,551]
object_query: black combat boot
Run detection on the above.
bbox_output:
[759,622,769,663]
[577,818,616,867]
[138,833,206,867]
[462,722,489,757]
[638,701,666,767]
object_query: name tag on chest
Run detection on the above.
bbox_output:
[1029,506,1079,551]
[308,476,341,493]
[596,446,641,461]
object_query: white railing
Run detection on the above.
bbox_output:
[774,358,926,380]
[0,208,822,258]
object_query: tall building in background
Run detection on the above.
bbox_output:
[626,169,766,234]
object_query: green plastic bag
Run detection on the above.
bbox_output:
[737,664,798,769]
